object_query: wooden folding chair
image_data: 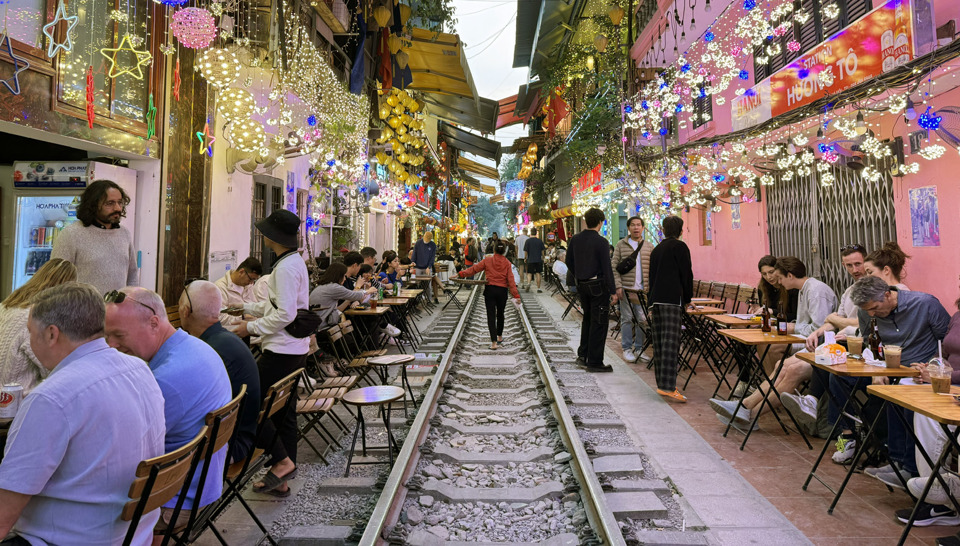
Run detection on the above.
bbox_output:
[722,284,739,312]
[710,282,726,305]
[122,427,208,546]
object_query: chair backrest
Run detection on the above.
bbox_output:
[122,426,208,522]
[710,282,725,301]
[736,285,756,304]
[166,305,181,329]
[205,384,246,455]
[262,368,302,419]
[693,280,701,296]
[697,281,710,297]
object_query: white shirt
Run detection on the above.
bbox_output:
[627,239,643,290]
[244,253,310,355]
[516,234,529,259]
[553,260,568,287]
[215,271,257,330]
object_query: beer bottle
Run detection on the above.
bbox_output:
[776,308,788,335]
[761,296,771,333]
[867,318,885,360]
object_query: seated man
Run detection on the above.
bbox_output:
[105,287,232,535]
[0,283,165,545]
[709,257,837,431]
[180,280,261,464]
[215,257,262,332]
[359,246,378,267]
[552,249,575,293]
[341,251,363,290]
[828,276,949,485]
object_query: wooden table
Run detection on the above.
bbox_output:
[797,352,918,513]
[345,307,389,350]
[707,314,760,328]
[692,298,725,306]
[367,354,418,415]
[686,306,725,316]
[345,307,389,317]
[717,329,812,449]
[378,297,410,306]
[341,386,405,476]
[867,385,960,545]
[399,289,422,298]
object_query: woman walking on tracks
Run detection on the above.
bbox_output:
[459,241,521,350]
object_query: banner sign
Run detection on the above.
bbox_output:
[572,164,602,197]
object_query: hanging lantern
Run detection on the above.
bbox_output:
[228,119,266,152]
[378,104,392,119]
[608,5,625,26]
[171,7,217,49]
[396,50,409,69]
[386,94,399,107]
[387,116,401,129]
[217,87,256,121]
[408,100,422,113]
[376,152,388,164]
[586,55,595,70]
[594,34,608,53]
[388,34,402,54]
[373,5,391,27]
[198,48,241,88]
[398,3,411,25]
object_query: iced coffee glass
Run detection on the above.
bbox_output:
[885,345,902,368]
[930,360,953,394]
[847,336,863,357]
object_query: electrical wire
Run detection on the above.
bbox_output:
[458,1,511,16]
[467,14,516,58]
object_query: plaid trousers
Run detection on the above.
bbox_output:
[651,304,683,391]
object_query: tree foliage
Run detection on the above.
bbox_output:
[471,196,505,238]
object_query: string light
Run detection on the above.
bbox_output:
[198,48,240,88]
[228,119,266,152]
[171,8,216,49]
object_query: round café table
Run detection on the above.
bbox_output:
[367,354,417,416]
[341,385,404,476]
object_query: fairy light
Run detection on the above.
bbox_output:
[217,87,256,121]
[171,7,216,49]
[198,48,240,88]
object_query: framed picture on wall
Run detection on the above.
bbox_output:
[702,209,713,246]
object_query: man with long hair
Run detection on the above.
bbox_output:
[51,180,137,295]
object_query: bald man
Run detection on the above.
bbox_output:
[104,287,231,535]
[179,281,261,464]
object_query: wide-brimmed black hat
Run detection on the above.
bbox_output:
[255,209,301,249]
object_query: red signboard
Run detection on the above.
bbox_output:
[769,0,913,117]
[573,164,602,197]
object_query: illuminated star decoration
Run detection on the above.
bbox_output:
[0,32,29,95]
[85,65,95,128]
[145,93,157,138]
[196,122,215,157]
[42,0,79,58]
[173,58,181,101]
[99,34,152,79]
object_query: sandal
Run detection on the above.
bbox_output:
[253,467,297,494]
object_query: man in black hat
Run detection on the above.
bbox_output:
[234,209,308,496]
[565,208,616,372]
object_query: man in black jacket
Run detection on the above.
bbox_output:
[566,208,617,372]
[648,215,693,402]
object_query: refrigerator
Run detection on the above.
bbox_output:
[7,161,138,293]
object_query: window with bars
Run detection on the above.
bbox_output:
[691,85,713,129]
[250,175,285,272]
[753,0,873,82]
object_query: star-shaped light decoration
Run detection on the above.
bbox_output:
[42,0,79,58]
[145,93,157,138]
[0,32,30,95]
[100,34,152,79]
[196,121,215,157]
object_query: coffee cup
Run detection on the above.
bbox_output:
[847,336,863,356]
[930,361,953,394]
[885,345,902,368]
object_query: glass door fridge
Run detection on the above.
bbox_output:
[11,194,80,289]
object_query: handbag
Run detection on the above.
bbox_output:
[616,241,644,275]
[269,299,323,338]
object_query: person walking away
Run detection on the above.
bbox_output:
[459,241,521,350]
[412,230,439,304]
[524,230,546,293]
[516,229,529,288]
[0,259,76,394]
[51,179,138,295]
[566,208,616,373]
[648,215,693,402]
[0,283,165,545]
[233,210,310,497]
[215,257,262,333]
[612,216,652,363]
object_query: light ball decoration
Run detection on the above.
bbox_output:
[198,48,241,88]
[171,8,217,49]
[228,119,266,152]
[217,87,256,121]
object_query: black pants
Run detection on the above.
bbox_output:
[484,285,508,343]
[257,350,307,466]
[577,279,610,367]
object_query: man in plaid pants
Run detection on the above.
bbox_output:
[648,215,693,403]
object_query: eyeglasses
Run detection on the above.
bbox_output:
[840,243,866,253]
[183,277,205,311]
[104,290,156,315]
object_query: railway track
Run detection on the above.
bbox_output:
[358,284,627,545]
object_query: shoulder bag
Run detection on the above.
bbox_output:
[616,241,644,275]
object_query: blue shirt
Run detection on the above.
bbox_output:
[523,237,546,264]
[0,339,165,546]
[150,329,232,509]
[379,270,402,288]
[411,239,437,269]
[857,289,951,365]
[198,323,261,463]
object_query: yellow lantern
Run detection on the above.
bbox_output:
[396,50,409,69]
[586,55,595,70]
[398,133,411,143]
[400,114,413,125]
[395,124,407,135]
[380,127,394,141]
[378,105,391,119]
[373,5,391,27]
[389,138,401,149]
[594,34,608,53]
[386,94,399,107]
[608,5,625,26]
[397,152,408,163]
[398,170,409,181]
[408,100,421,113]
[387,116,401,129]
[398,90,410,102]
[398,3,411,25]
[528,143,538,155]
[376,152,388,164]
[392,106,404,115]
[388,34,402,54]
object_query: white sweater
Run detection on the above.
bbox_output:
[51,222,138,295]
[0,305,47,394]
[244,252,310,355]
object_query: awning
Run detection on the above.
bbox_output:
[513,0,586,75]
[422,93,499,134]
[462,176,498,195]
[457,156,499,180]
[405,28,479,108]
[496,94,524,130]
[439,121,501,162]
[551,206,576,219]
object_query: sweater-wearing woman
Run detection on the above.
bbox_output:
[0,258,77,394]
[309,263,376,326]
[459,241,521,350]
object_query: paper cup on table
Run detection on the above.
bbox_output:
[884,345,902,368]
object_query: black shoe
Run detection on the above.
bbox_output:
[896,502,960,526]
[586,364,614,373]
[936,534,960,546]
[433,298,440,304]
[575,357,588,369]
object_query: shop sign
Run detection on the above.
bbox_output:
[572,164,602,197]
[731,0,913,130]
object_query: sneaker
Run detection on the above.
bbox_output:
[936,534,960,546]
[575,357,588,369]
[832,436,857,465]
[537,289,543,293]
[385,324,401,337]
[908,474,960,505]
[433,298,440,304]
[732,381,754,398]
[781,391,818,436]
[623,350,637,363]
[657,389,688,403]
[708,398,751,425]
[876,466,918,491]
[716,412,759,431]
[895,502,960,527]
[638,352,652,362]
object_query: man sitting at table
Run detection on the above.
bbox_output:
[215,257,261,333]
[0,283,165,545]
[105,287,232,535]
[827,276,949,486]
[709,257,836,431]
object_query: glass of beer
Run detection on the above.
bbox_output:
[884,345,902,368]
[847,335,863,357]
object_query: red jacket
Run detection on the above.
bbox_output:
[460,255,520,299]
